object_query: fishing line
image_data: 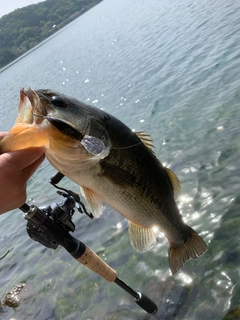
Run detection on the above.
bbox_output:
[112,141,154,150]
[111,142,144,150]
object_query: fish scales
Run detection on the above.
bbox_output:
[98,122,179,226]
[0,88,207,274]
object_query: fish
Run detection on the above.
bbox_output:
[0,87,207,274]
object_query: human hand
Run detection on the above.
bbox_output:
[0,132,45,214]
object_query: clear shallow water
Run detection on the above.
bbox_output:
[0,0,240,319]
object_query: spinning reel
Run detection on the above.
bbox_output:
[19,172,158,314]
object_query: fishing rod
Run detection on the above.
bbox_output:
[19,172,158,314]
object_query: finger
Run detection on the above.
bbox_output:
[0,189,27,214]
[22,153,45,181]
[5,147,45,171]
[0,132,8,142]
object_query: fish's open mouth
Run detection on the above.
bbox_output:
[0,88,52,153]
[17,87,47,125]
[0,87,110,157]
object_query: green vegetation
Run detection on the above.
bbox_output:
[0,0,102,69]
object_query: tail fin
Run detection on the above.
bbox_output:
[168,229,207,275]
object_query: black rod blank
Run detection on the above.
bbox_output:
[115,277,158,314]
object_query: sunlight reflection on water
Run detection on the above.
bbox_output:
[1,0,240,319]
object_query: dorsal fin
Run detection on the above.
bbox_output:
[135,131,155,152]
[164,167,181,199]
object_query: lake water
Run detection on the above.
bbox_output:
[0,0,240,319]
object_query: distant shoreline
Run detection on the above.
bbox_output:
[0,13,81,73]
[0,0,102,70]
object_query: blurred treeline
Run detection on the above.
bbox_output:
[0,0,102,68]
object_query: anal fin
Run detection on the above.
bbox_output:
[128,221,156,252]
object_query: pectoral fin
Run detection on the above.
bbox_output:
[128,221,156,252]
[80,186,103,218]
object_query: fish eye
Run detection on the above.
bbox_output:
[51,96,66,108]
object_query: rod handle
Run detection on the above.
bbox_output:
[77,246,117,282]
[135,292,158,314]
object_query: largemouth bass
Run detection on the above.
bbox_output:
[0,88,207,274]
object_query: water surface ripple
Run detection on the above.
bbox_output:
[0,0,240,319]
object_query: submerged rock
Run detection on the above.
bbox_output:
[223,306,240,320]
[144,278,189,319]
[1,283,25,308]
[193,300,219,319]
[158,283,189,319]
